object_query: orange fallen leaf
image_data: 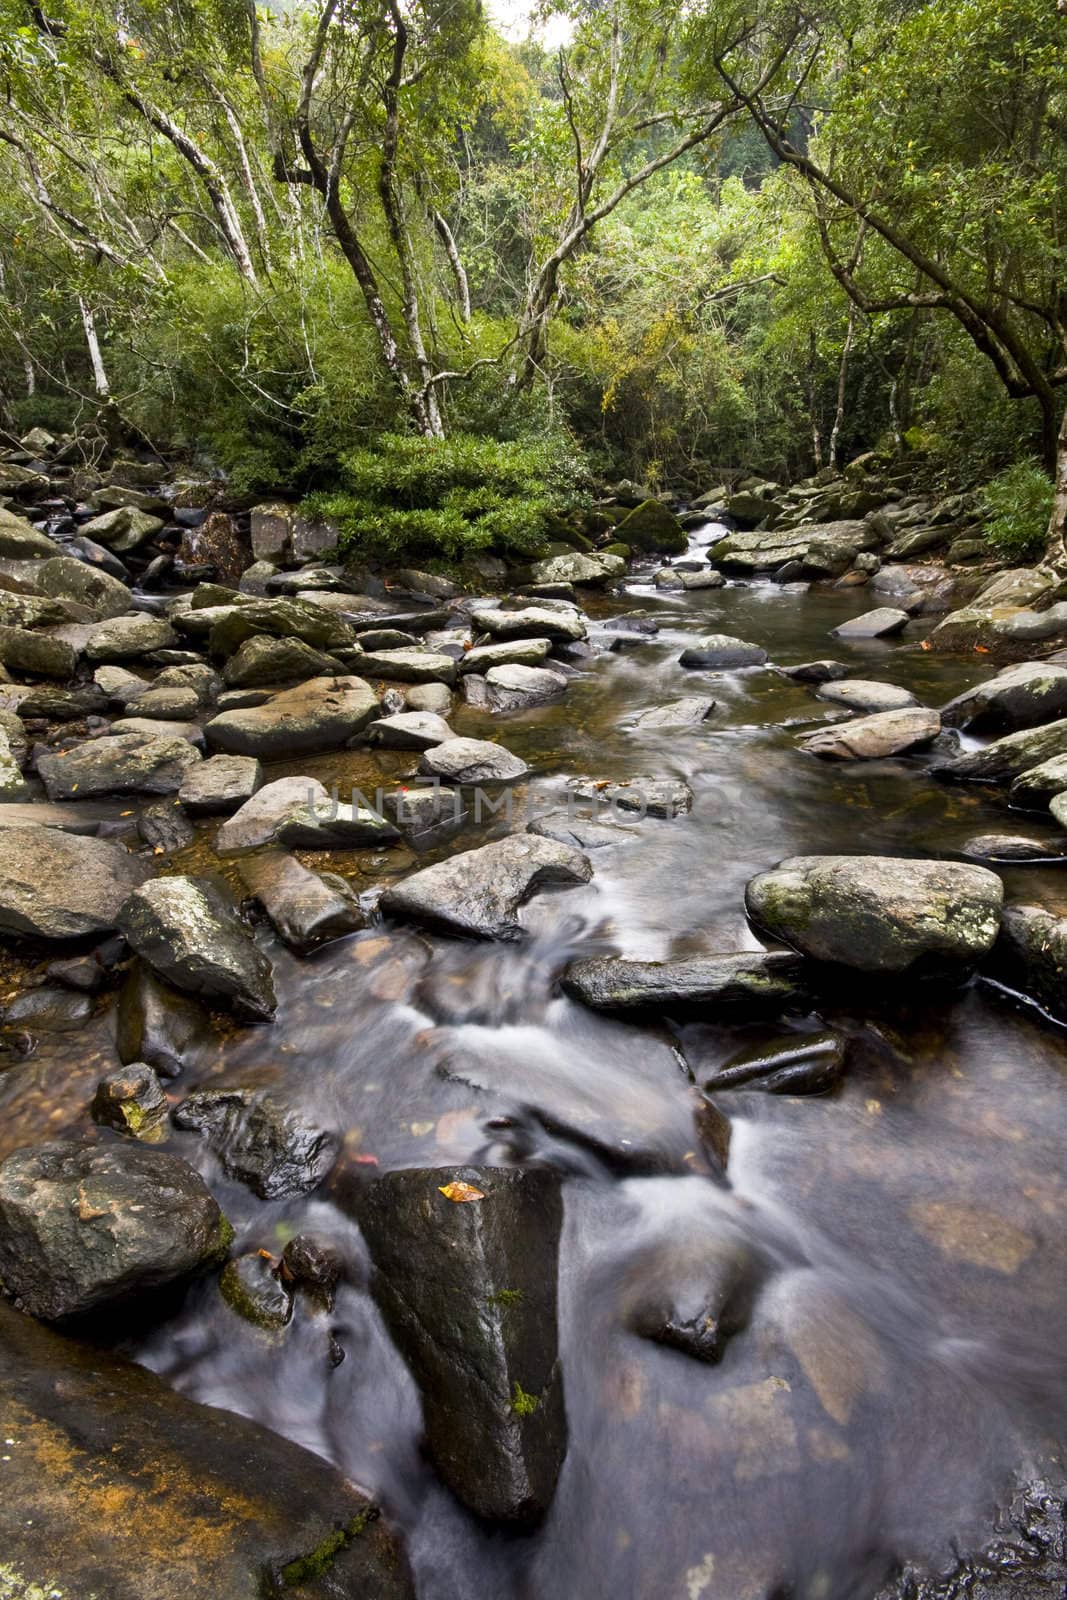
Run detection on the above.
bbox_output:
[439,1180,486,1203]
[974,645,990,653]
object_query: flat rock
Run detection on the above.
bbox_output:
[381,834,591,940]
[356,647,458,684]
[569,775,693,817]
[217,775,397,853]
[704,1031,846,1094]
[779,659,850,683]
[222,633,340,686]
[0,826,149,939]
[173,1085,339,1198]
[207,596,353,656]
[460,638,553,674]
[80,505,163,553]
[419,736,529,783]
[470,605,587,644]
[0,800,105,834]
[0,1140,230,1319]
[366,710,454,749]
[526,812,637,849]
[0,509,58,560]
[798,707,940,760]
[530,551,626,585]
[179,753,263,815]
[831,607,909,639]
[746,854,1003,974]
[481,662,568,710]
[204,674,379,757]
[633,696,715,729]
[10,682,109,720]
[562,950,812,1014]
[37,731,201,799]
[84,612,177,661]
[935,717,1067,784]
[349,1165,566,1525]
[960,833,1067,863]
[111,715,205,747]
[0,624,78,679]
[941,661,1067,733]
[126,685,201,721]
[238,850,365,952]
[679,634,767,669]
[34,554,133,619]
[815,679,918,713]
[118,876,277,1022]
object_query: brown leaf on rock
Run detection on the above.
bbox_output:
[438,1180,486,1203]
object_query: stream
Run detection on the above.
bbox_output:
[42,531,1066,1599]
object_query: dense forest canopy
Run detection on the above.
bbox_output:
[0,0,1063,543]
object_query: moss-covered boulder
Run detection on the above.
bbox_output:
[614,498,687,554]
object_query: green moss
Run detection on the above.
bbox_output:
[511,1383,541,1418]
[278,1510,375,1587]
[486,1288,524,1308]
[615,498,686,554]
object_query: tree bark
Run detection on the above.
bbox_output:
[1047,404,1067,566]
[78,298,109,396]
[829,302,856,467]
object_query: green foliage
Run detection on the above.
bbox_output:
[304,431,589,565]
[980,462,1053,562]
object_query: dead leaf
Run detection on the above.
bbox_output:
[438,1180,485,1203]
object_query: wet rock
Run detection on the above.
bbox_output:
[208,596,353,656]
[116,963,208,1078]
[217,774,397,853]
[355,646,458,684]
[622,1231,759,1363]
[875,1479,1066,1600]
[460,638,553,674]
[205,674,379,758]
[798,707,941,760]
[419,736,529,783]
[238,850,365,952]
[0,1139,230,1319]
[354,628,420,651]
[941,661,1067,734]
[281,1234,342,1307]
[530,551,626,585]
[381,834,591,940]
[0,826,149,939]
[960,833,1067,863]
[118,876,277,1022]
[679,634,767,669]
[527,812,637,849]
[382,784,466,850]
[704,1031,847,1093]
[33,554,132,618]
[633,696,715,729]
[0,623,78,679]
[562,950,812,1015]
[173,1085,339,1198]
[746,855,1003,975]
[779,659,850,683]
[816,679,918,713]
[481,663,569,710]
[3,986,93,1031]
[84,612,177,662]
[0,1300,414,1598]
[222,633,340,687]
[220,1251,293,1331]
[137,797,197,852]
[1009,754,1067,810]
[569,775,693,817]
[37,731,201,799]
[984,904,1067,1025]
[831,606,909,640]
[366,710,454,749]
[934,717,1067,785]
[470,605,587,644]
[350,1164,567,1525]
[91,1063,169,1140]
[614,498,687,554]
[178,752,263,815]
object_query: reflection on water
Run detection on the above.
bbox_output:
[127,562,1065,1598]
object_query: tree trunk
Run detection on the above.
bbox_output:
[828,303,857,467]
[78,298,109,396]
[807,329,823,469]
[1046,404,1067,566]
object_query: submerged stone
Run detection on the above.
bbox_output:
[381,834,591,940]
[562,951,812,1014]
[173,1085,339,1199]
[704,1031,847,1093]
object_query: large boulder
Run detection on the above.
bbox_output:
[37,731,201,800]
[935,717,1067,785]
[349,1165,567,1525]
[745,855,1003,975]
[569,774,693,817]
[712,520,874,577]
[460,638,552,674]
[984,903,1067,1024]
[562,950,812,1015]
[614,499,687,554]
[366,710,454,749]
[0,826,150,939]
[0,507,58,560]
[797,707,941,760]
[469,605,587,644]
[84,612,178,662]
[118,876,277,1022]
[419,736,529,783]
[815,679,918,714]
[941,661,1067,733]
[0,624,78,679]
[679,634,767,669]
[216,774,397,853]
[178,753,263,815]
[0,1301,414,1598]
[530,551,626,585]
[356,647,458,685]
[237,850,364,952]
[222,633,340,687]
[381,834,591,939]
[204,675,379,757]
[79,505,163,553]
[208,596,352,657]
[478,663,569,711]
[33,555,132,619]
[0,1140,230,1319]
[831,606,909,640]
[1008,754,1067,810]
[173,1085,339,1198]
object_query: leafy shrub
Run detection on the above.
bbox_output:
[981,461,1053,561]
[303,430,590,565]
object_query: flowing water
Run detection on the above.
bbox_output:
[115,540,1066,1599]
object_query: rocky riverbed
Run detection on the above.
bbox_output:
[0,441,1064,1598]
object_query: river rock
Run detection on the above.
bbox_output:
[238,850,364,952]
[0,624,78,679]
[137,797,197,852]
[216,775,397,853]
[118,876,277,1022]
[0,508,58,559]
[526,812,637,849]
[614,499,687,554]
[460,637,552,674]
[941,661,1067,733]
[0,1139,230,1319]
[33,555,132,619]
[935,717,1067,784]
[654,567,725,591]
[207,596,353,656]
[222,633,340,687]
[679,634,767,669]
[204,674,379,757]
[116,963,209,1078]
[37,731,201,799]
[1008,754,1067,810]
[530,552,626,585]
[125,685,201,722]
[3,986,93,1031]
[798,707,941,760]
[381,834,590,940]
[220,1252,293,1331]
[704,1031,847,1093]
[621,1230,759,1364]
[746,855,1003,974]
[177,753,262,816]
[366,710,454,749]
[349,1164,567,1524]
[0,728,28,799]
[815,679,918,713]
[84,611,177,662]
[355,646,458,684]
[712,520,874,577]
[569,775,693,817]
[831,606,909,640]
[779,659,850,683]
[80,505,163,553]
[11,681,109,720]
[419,736,529,783]
[0,1301,414,1598]
[173,1085,339,1198]
[984,903,1067,1024]
[470,605,587,644]
[111,715,205,748]
[481,663,568,710]
[960,833,1067,863]
[91,1063,169,1140]
[562,950,812,1014]
[0,826,149,939]
[0,800,103,834]
[633,696,715,729]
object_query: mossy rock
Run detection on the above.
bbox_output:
[602,542,631,560]
[614,499,687,554]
